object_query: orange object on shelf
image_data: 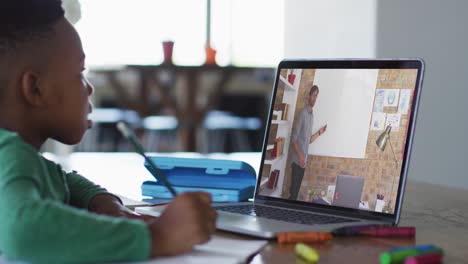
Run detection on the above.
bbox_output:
[205,45,217,65]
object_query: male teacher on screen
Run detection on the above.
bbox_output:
[289,85,327,200]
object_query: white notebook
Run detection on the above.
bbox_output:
[134,206,267,263]
[0,236,267,264]
[124,235,267,264]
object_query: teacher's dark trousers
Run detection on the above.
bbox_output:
[289,162,305,200]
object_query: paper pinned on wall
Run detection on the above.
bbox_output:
[383,89,400,107]
[398,89,412,114]
[385,114,401,131]
[370,112,387,131]
[373,89,385,112]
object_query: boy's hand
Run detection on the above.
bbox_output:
[147,192,217,257]
[89,194,157,222]
[89,193,126,216]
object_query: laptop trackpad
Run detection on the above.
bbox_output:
[215,211,346,238]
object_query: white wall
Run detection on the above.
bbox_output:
[284,0,377,58]
[376,0,468,189]
[283,0,468,189]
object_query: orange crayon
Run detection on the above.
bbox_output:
[278,231,333,244]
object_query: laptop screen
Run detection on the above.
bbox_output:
[258,59,424,217]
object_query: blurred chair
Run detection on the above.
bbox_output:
[76,108,141,152]
[141,115,179,152]
[202,110,262,153]
[201,94,267,153]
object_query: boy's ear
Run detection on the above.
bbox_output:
[20,71,48,107]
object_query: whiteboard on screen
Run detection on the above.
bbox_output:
[307,69,378,158]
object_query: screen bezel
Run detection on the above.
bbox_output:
[255,59,425,223]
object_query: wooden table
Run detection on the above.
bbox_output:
[248,180,468,263]
[93,65,273,151]
[59,152,468,263]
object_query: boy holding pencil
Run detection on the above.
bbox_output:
[0,1,217,263]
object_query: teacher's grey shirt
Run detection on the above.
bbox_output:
[291,107,314,166]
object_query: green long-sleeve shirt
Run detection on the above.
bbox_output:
[0,129,150,264]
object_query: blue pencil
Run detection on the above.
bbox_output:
[117,122,178,197]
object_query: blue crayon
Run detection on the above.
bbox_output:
[380,245,443,264]
[389,245,437,253]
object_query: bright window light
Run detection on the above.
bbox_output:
[75,0,284,67]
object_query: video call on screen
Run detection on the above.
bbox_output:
[260,68,418,214]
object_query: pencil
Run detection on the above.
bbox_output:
[117,122,178,197]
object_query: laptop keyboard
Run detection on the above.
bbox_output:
[216,204,358,225]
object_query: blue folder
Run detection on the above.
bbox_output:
[142,157,256,202]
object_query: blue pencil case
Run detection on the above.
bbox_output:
[142,157,256,202]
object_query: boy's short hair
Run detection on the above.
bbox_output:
[0,0,64,53]
[0,0,64,99]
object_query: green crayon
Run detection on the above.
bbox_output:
[380,247,443,264]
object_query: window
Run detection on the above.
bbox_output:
[74,0,284,67]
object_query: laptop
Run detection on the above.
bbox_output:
[331,175,364,209]
[137,59,424,239]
